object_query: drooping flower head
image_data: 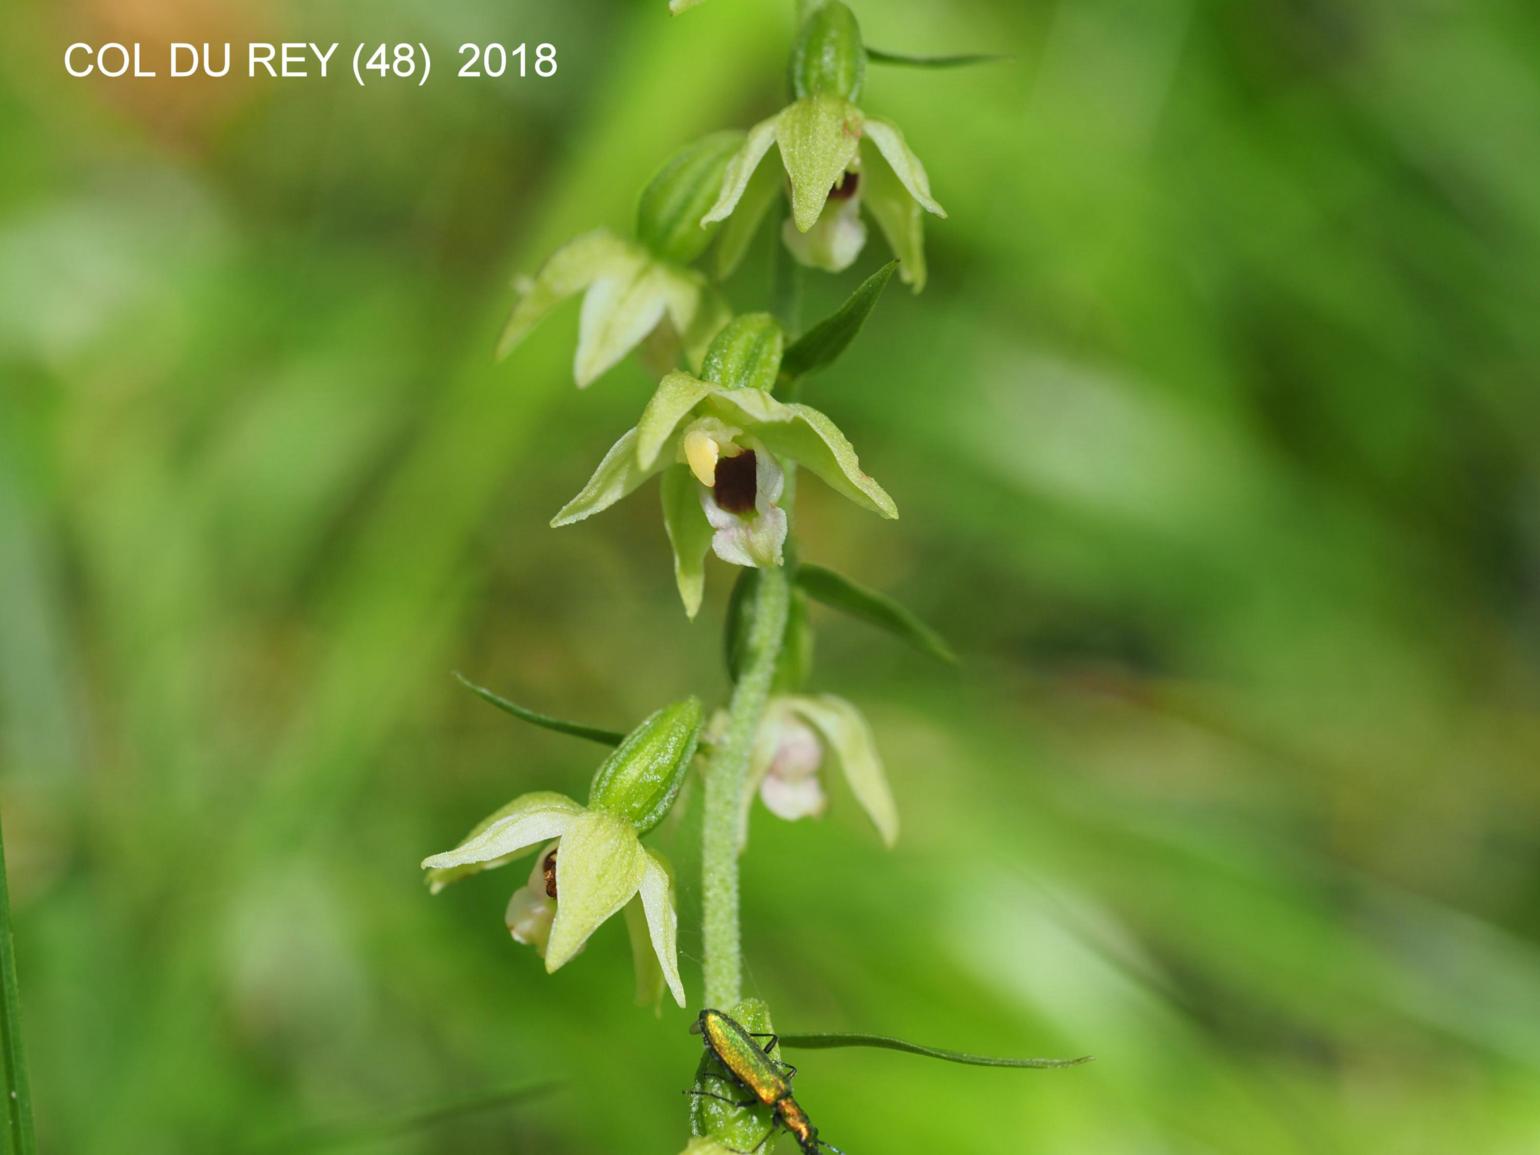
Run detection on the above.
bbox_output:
[551,314,897,617]
[421,698,702,1007]
[499,132,761,386]
[701,3,947,289]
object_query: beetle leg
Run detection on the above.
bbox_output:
[748,1031,780,1054]
[684,1089,758,1109]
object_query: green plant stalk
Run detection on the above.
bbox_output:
[0,815,37,1155]
[701,563,790,1009]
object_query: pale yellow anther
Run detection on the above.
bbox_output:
[683,430,720,487]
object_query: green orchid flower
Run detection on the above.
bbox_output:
[735,693,898,848]
[700,2,947,289]
[499,132,753,387]
[550,315,897,618]
[421,699,702,1007]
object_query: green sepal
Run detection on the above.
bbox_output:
[781,261,898,382]
[797,563,955,663]
[775,1031,1091,1069]
[866,47,1010,69]
[777,95,863,233]
[726,569,814,692]
[587,698,704,834]
[702,313,784,392]
[661,465,714,618]
[689,999,780,1150]
[637,132,746,266]
[790,0,866,101]
[453,672,625,747]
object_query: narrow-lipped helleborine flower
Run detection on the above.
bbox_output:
[737,694,898,849]
[421,698,702,1007]
[499,132,750,387]
[700,2,946,289]
[550,315,897,617]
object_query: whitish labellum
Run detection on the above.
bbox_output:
[738,694,899,849]
[420,700,702,1008]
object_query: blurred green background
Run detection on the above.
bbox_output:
[4,0,1540,1152]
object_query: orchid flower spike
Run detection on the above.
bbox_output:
[701,3,947,289]
[421,698,702,1008]
[550,314,897,617]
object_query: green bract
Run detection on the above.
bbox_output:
[550,368,897,617]
[421,770,688,1005]
[702,7,946,290]
[588,698,703,834]
[739,693,898,848]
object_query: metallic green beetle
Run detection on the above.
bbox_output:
[690,1008,845,1155]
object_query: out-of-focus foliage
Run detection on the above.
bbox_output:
[3,0,1540,1152]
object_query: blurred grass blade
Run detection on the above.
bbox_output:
[454,672,624,746]
[261,1081,558,1152]
[779,1031,1089,1069]
[866,47,1011,69]
[780,261,898,382]
[796,564,956,663]
[0,816,37,1155]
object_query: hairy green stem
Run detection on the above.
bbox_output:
[701,564,790,1009]
[0,814,37,1155]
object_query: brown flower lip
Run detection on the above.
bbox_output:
[713,450,759,514]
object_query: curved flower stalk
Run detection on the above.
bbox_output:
[701,2,947,288]
[499,133,751,387]
[421,699,702,1007]
[736,693,898,848]
[550,315,897,618]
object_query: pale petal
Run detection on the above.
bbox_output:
[760,770,828,822]
[623,896,665,1009]
[545,809,645,971]
[861,117,946,218]
[574,260,670,387]
[782,193,867,273]
[774,96,863,232]
[551,427,656,527]
[702,115,780,226]
[498,230,633,361]
[661,465,714,618]
[638,372,715,470]
[861,137,927,291]
[787,695,898,846]
[421,792,582,891]
[636,851,686,1007]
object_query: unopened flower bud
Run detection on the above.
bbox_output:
[587,698,703,833]
[789,1,866,102]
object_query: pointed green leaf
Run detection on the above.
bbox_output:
[866,47,1011,69]
[796,563,954,662]
[551,427,655,526]
[661,466,713,618]
[781,260,898,380]
[454,672,625,746]
[777,1031,1091,1069]
[775,96,863,232]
